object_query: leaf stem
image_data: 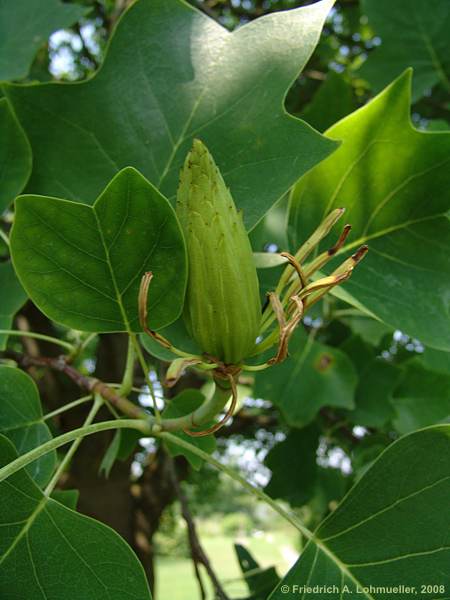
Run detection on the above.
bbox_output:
[119,336,135,396]
[130,333,161,421]
[44,396,103,495]
[0,229,10,247]
[0,419,153,484]
[0,330,74,352]
[42,395,93,421]
[160,377,232,432]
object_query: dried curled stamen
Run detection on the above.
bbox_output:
[303,224,352,279]
[269,294,304,365]
[328,224,352,256]
[303,244,369,309]
[139,272,172,348]
[184,373,238,437]
[280,252,307,289]
[165,357,204,388]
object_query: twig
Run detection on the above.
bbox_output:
[7,351,147,420]
[168,459,230,600]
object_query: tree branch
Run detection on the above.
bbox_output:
[6,351,147,420]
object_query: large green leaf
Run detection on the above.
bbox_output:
[0,98,31,213]
[254,328,357,428]
[0,435,152,600]
[289,70,450,350]
[269,425,450,598]
[10,167,186,332]
[0,0,87,82]
[0,260,27,350]
[4,0,337,230]
[391,360,450,434]
[0,366,55,487]
[359,0,450,102]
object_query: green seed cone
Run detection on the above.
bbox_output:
[176,139,261,365]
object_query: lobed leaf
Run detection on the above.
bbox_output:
[359,0,450,101]
[289,70,450,351]
[4,0,338,230]
[0,0,87,82]
[10,167,187,333]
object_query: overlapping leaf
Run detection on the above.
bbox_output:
[269,425,450,598]
[234,544,279,600]
[4,0,337,230]
[0,261,27,350]
[0,435,152,600]
[359,0,450,101]
[391,360,450,433]
[0,0,87,81]
[0,98,31,212]
[300,71,356,132]
[350,359,401,428]
[10,167,187,332]
[289,70,450,351]
[0,366,55,486]
[264,425,319,506]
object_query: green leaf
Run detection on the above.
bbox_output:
[418,346,450,375]
[51,489,79,510]
[300,71,356,132]
[100,428,142,478]
[289,70,450,351]
[0,435,152,600]
[4,0,338,230]
[0,260,27,350]
[0,0,87,82]
[340,316,392,348]
[269,425,450,598]
[350,359,401,428]
[234,543,279,600]
[339,334,377,374]
[264,425,319,507]
[99,430,122,478]
[10,167,187,333]
[0,365,55,486]
[0,98,31,212]
[359,0,450,101]
[254,328,357,428]
[162,389,216,470]
[391,360,450,434]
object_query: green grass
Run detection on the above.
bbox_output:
[154,528,298,600]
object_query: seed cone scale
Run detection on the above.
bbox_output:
[176,139,261,365]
